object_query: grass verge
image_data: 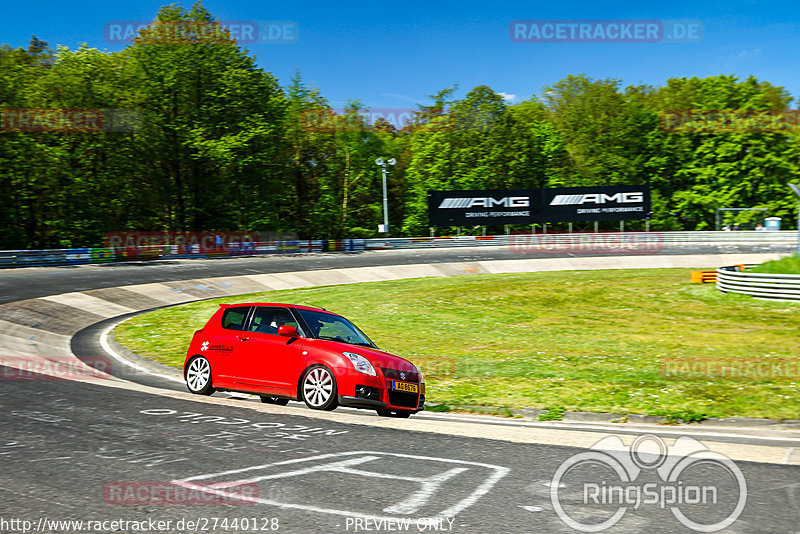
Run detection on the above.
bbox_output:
[750,254,800,275]
[114,268,800,420]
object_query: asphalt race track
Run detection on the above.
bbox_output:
[0,241,793,304]
[2,372,800,533]
[2,246,800,533]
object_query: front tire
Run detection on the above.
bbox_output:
[185,356,214,395]
[301,365,338,411]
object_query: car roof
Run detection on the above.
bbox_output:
[219,303,341,316]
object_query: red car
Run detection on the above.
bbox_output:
[183,303,424,417]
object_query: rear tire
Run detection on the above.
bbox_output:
[301,365,338,411]
[185,356,214,395]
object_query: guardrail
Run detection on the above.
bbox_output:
[372,230,796,250]
[716,266,800,302]
[0,231,796,269]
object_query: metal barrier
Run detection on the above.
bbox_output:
[716,267,800,302]
[0,248,114,268]
[0,231,796,269]
[369,230,796,250]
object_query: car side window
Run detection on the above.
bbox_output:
[318,320,353,340]
[221,307,250,331]
[250,307,300,335]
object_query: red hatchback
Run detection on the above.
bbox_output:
[183,303,424,417]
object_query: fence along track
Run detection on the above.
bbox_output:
[0,231,796,268]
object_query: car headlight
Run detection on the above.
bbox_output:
[343,352,376,376]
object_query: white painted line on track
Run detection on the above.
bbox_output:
[100,319,282,400]
[174,451,509,522]
[99,321,183,384]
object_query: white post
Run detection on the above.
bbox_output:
[790,184,800,256]
[375,157,395,237]
[381,167,389,236]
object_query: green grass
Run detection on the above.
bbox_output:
[114,268,800,420]
[750,255,800,275]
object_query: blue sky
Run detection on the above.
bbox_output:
[3,0,798,109]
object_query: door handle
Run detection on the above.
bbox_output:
[238,336,249,341]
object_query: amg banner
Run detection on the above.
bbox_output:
[427,189,538,227]
[427,185,650,226]
[541,185,651,222]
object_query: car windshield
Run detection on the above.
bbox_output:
[296,309,376,348]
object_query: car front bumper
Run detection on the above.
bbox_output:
[337,395,388,409]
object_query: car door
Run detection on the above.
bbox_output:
[205,306,252,387]
[234,306,306,393]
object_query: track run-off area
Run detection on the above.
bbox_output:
[1,245,799,533]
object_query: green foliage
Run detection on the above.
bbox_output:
[1,4,799,247]
[648,409,707,424]
[750,255,800,274]
[538,406,566,421]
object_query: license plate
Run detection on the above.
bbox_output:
[392,381,418,393]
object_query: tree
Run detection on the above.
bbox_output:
[128,1,287,232]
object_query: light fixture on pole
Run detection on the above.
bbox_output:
[790,183,800,256]
[375,157,396,236]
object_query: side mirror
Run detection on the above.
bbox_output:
[278,325,299,338]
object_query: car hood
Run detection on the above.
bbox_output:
[308,339,417,372]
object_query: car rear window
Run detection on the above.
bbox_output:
[221,307,250,330]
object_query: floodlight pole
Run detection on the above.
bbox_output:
[375,158,396,236]
[790,183,800,256]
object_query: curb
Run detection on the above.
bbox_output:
[435,405,800,430]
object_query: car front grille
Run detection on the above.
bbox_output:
[380,368,419,382]
[388,390,419,408]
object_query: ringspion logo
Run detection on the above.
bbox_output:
[549,434,746,532]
